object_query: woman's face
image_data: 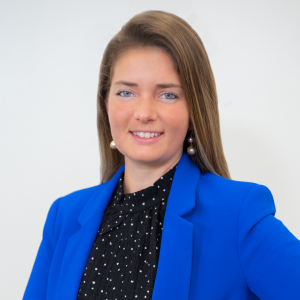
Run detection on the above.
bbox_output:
[106,46,191,167]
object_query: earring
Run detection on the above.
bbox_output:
[187,131,196,155]
[110,140,117,149]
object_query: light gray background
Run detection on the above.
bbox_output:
[1,0,300,298]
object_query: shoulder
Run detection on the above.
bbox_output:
[197,171,258,198]
[46,184,104,227]
[196,171,275,215]
[58,184,102,210]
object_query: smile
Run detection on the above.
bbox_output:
[130,131,164,143]
[131,132,163,138]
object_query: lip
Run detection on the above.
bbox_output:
[130,131,164,144]
[130,130,163,133]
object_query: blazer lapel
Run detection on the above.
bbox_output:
[151,153,200,300]
[55,152,200,300]
[55,165,125,300]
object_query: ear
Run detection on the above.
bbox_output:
[188,120,194,131]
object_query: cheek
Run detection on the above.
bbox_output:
[108,102,131,132]
[164,105,189,133]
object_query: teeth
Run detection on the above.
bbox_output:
[132,132,162,138]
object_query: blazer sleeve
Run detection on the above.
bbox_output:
[22,198,60,300]
[238,184,300,299]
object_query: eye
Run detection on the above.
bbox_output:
[116,91,133,97]
[162,93,178,100]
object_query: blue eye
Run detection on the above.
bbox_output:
[116,91,178,100]
[163,93,177,100]
[117,91,132,97]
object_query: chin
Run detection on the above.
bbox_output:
[126,152,165,164]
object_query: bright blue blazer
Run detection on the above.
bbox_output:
[23,152,300,300]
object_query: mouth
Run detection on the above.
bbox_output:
[129,131,164,143]
[130,131,163,138]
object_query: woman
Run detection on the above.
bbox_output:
[23,10,300,300]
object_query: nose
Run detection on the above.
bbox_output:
[133,95,157,123]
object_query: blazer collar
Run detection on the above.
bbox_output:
[151,152,201,300]
[78,152,199,225]
[56,152,201,300]
[77,162,125,225]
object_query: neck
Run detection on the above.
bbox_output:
[123,152,182,194]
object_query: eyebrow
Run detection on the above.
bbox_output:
[113,80,182,89]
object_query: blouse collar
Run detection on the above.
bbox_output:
[104,163,178,214]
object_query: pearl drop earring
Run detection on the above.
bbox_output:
[110,141,117,149]
[187,131,196,155]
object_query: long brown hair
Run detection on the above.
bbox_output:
[97,10,230,183]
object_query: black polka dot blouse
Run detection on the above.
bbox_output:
[77,163,178,300]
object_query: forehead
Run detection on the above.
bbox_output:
[111,47,181,84]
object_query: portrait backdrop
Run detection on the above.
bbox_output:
[0,0,300,299]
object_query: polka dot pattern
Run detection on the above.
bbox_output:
[77,163,177,300]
